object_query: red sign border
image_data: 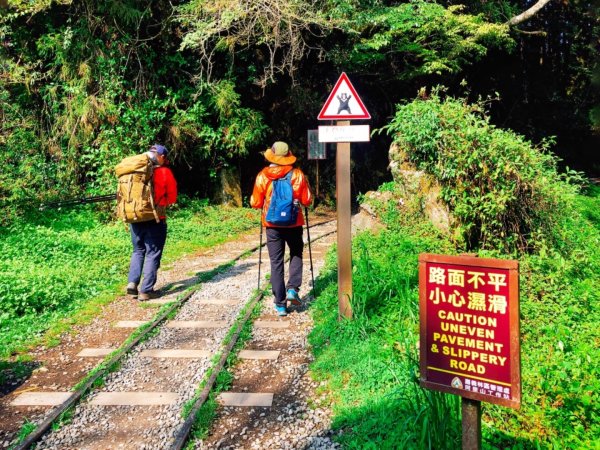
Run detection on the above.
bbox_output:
[317,72,371,120]
[418,253,521,409]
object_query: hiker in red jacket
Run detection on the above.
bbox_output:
[250,141,312,316]
[127,144,177,301]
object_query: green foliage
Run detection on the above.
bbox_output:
[376,97,599,447]
[0,357,36,387]
[309,217,460,449]
[483,185,600,448]
[454,0,521,24]
[310,182,599,447]
[328,0,514,77]
[381,89,585,253]
[0,202,260,358]
[0,1,267,211]
[1,0,598,214]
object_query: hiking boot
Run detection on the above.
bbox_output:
[138,290,160,301]
[126,282,138,296]
[286,288,302,306]
[275,305,288,317]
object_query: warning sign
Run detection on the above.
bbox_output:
[418,254,521,409]
[317,72,371,120]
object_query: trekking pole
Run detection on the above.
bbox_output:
[39,193,116,210]
[258,218,263,291]
[304,206,315,296]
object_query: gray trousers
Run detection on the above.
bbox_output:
[266,226,303,307]
[128,220,167,293]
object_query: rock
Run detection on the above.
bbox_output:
[387,142,453,233]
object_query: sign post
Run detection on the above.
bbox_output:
[317,72,371,320]
[462,398,482,450]
[335,120,352,318]
[418,253,521,449]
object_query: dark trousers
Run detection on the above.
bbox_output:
[266,226,303,307]
[128,220,167,294]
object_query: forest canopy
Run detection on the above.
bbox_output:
[1,0,598,219]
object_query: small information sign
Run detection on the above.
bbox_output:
[307,130,326,159]
[419,254,521,409]
[318,125,370,143]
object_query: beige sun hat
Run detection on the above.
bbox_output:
[264,141,296,165]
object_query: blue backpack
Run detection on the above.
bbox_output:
[266,170,298,226]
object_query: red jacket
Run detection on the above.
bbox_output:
[250,165,312,227]
[153,166,177,219]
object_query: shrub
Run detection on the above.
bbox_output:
[381,89,584,254]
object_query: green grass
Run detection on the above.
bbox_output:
[0,198,260,359]
[482,184,600,449]
[309,219,462,449]
[13,421,36,446]
[308,185,599,449]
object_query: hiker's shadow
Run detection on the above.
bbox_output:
[0,360,41,396]
[160,262,261,296]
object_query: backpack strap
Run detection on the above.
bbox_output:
[284,169,294,182]
[268,169,293,191]
[146,158,160,223]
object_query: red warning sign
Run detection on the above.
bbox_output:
[418,254,521,409]
[317,72,371,120]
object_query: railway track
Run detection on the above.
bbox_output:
[9,219,337,449]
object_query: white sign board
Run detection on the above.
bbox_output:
[317,73,371,120]
[318,125,370,143]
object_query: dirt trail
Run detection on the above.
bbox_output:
[196,225,340,450]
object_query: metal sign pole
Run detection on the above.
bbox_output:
[336,120,353,319]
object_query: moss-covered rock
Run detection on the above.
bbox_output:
[388,142,452,234]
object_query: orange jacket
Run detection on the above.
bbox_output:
[250,165,312,227]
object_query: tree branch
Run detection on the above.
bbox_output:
[506,0,554,27]
[513,28,547,36]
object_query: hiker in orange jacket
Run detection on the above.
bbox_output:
[126,144,177,301]
[250,141,312,316]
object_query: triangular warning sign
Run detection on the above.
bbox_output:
[317,72,371,120]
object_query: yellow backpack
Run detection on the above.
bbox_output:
[115,154,159,223]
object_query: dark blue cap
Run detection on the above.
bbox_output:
[150,144,168,156]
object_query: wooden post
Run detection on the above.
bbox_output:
[462,398,481,450]
[336,120,353,319]
[317,72,370,320]
[460,253,481,449]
